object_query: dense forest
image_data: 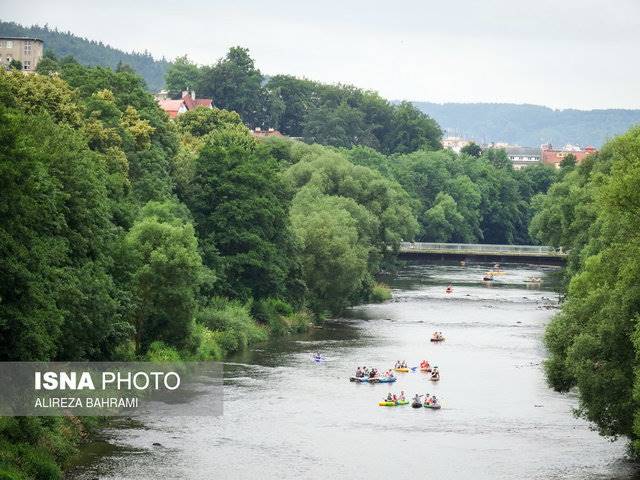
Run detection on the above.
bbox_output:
[415,101,640,148]
[529,125,640,454]
[0,20,170,91]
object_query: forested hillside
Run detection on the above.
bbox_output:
[0,20,169,90]
[413,102,640,148]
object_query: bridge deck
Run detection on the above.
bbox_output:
[399,242,567,258]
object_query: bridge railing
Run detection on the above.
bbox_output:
[399,242,564,256]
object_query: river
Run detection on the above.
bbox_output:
[67,261,638,480]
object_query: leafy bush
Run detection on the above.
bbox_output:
[144,341,181,362]
[189,324,224,361]
[0,416,99,480]
[370,283,392,303]
[252,298,295,336]
[195,298,267,355]
[283,310,313,334]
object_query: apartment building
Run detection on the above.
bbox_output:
[0,37,44,72]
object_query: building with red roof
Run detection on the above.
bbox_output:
[541,144,597,168]
[155,90,213,119]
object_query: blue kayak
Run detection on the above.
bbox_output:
[349,376,397,383]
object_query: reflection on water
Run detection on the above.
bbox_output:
[66,261,639,480]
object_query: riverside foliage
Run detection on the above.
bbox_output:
[529,125,640,454]
[1,57,561,478]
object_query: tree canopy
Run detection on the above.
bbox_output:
[530,126,640,453]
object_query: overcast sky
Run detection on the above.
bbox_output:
[3,0,639,109]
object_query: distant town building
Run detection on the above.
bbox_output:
[442,136,471,153]
[504,146,541,170]
[0,37,44,72]
[156,90,213,118]
[541,144,597,168]
[251,127,284,138]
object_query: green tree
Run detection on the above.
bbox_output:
[197,47,282,129]
[302,101,376,149]
[165,55,201,97]
[422,193,466,242]
[481,148,512,169]
[559,152,577,169]
[461,142,482,158]
[0,109,127,361]
[176,106,243,137]
[8,59,22,70]
[541,127,640,453]
[124,201,204,353]
[268,75,319,137]
[284,145,418,259]
[181,127,299,301]
[383,101,442,153]
[290,192,369,315]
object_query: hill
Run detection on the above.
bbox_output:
[0,20,170,91]
[412,102,640,148]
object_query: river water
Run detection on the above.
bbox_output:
[68,261,638,480]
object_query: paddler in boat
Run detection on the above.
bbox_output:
[431,367,440,380]
[446,283,453,293]
[386,393,393,402]
[424,393,431,405]
[355,367,363,378]
[399,391,406,401]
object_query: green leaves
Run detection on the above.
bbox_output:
[124,201,204,353]
[180,127,299,302]
[534,126,640,451]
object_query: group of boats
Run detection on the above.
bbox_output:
[378,392,441,409]
[350,349,444,410]
[480,263,544,284]
[482,263,506,282]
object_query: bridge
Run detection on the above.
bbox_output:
[398,242,567,264]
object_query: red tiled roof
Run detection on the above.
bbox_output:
[157,93,214,119]
[183,96,213,110]
[157,99,185,118]
[541,147,597,167]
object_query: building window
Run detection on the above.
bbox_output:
[23,60,32,71]
[24,41,32,55]
[6,40,13,49]
[0,41,4,48]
